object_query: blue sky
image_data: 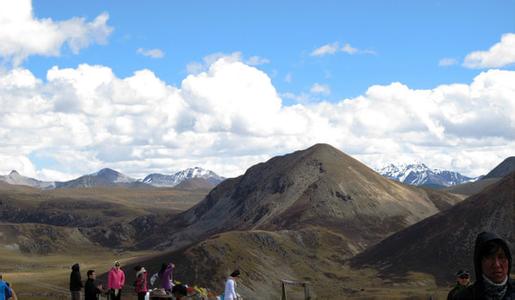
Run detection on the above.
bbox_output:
[27,0,515,100]
[0,0,514,180]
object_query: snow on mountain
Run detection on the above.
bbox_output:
[142,167,224,187]
[0,170,55,189]
[378,163,477,187]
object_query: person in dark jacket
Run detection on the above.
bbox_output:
[448,270,471,300]
[84,270,103,300]
[69,263,83,300]
[453,231,514,300]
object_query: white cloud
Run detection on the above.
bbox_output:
[0,0,113,66]
[0,57,514,180]
[438,58,458,67]
[311,42,339,56]
[245,56,270,66]
[341,43,358,54]
[463,33,515,68]
[310,83,331,95]
[311,41,374,57]
[137,48,165,58]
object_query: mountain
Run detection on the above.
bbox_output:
[54,168,145,189]
[483,156,515,179]
[142,167,224,188]
[127,144,462,298]
[444,156,515,196]
[0,170,55,189]
[378,163,475,188]
[351,171,515,284]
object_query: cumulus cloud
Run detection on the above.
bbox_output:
[245,55,270,66]
[137,48,165,58]
[438,58,458,67]
[310,83,331,95]
[0,56,514,180]
[311,41,374,57]
[0,0,113,66]
[463,33,515,68]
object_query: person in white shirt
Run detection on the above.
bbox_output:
[224,270,240,300]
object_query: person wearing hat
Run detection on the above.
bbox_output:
[107,261,125,300]
[134,265,149,300]
[224,270,241,300]
[454,232,514,300]
[447,270,471,300]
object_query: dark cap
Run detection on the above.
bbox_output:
[456,270,470,277]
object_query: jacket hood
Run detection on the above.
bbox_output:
[72,263,80,272]
[473,232,512,282]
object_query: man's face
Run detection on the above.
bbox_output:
[89,272,96,280]
[457,275,470,286]
[481,247,509,284]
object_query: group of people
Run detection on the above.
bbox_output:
[69,260,175,300]
[447,232,514,300]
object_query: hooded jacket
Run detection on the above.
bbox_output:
[69,263,83,291]
[108,267,126,290]
[454,232,514,300]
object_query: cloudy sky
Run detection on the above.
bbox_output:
[0,0,514,181]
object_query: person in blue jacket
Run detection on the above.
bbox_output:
[0,274,12,300]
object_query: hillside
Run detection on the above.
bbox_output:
[483,156,515,179]
[351,171,515,284]
[140,144,461,251]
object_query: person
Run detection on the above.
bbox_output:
[85,270,103,300]
[171,283,188,300]
[159,262,175,293]
[447,270,471,300]
[0,275,12,300]
[224,270,240,300]
[134,265,149,300]
[454,231,514,299]
[107,261,125,300]
[69,263,83,300]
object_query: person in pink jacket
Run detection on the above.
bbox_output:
[107,261,125,300]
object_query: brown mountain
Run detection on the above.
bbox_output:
[445,156,515,196]
[126,144,462,298]
[351,171,515,284]
[140,143,460,251]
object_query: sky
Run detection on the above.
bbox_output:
[0,0,514,181]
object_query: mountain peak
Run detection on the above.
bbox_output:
[378,163,473,187]
[142,167,224,188]
[483,156,515,179]
[9,170,20,176]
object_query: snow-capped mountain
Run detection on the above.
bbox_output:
[54,168,141,189]
[0,170,55,189]
[378,163,476,187]
[142,167,224,187]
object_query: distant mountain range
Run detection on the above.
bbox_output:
[0,170,55,189]
[377,163,478,188]
[142,167,225,187]
[0,167,224,190]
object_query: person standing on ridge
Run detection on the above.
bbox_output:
[453,231,514,299]
[159,262,175,293]
[447,270,471,300]
[108,261,125,300]
[69,263,83,300]
[0,275,12,300]
[224,270,241,300]
[134,265,149,300]
[85,270,103,300]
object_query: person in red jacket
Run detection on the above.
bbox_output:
[107,261,125,300]
[134,265,149,300]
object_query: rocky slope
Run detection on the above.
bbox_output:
[351,171,515,284]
